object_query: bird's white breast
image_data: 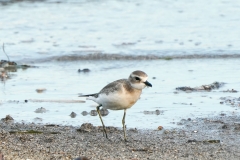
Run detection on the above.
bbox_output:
[92,88,142,110]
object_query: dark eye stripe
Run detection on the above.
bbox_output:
[135,77,140,81]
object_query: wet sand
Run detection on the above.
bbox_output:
[1,114,240,160]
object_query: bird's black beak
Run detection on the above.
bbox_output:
[144,81,152,87]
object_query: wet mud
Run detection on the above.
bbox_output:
[1,115,240,159]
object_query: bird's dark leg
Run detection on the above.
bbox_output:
[122,109,127,141]
[96,105,108,139]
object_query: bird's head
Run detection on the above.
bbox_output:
[128,70,152,90]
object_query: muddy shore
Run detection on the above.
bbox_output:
[1,114,240,160]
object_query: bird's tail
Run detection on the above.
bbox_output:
[78,93,98,97]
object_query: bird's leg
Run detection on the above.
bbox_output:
[96,105,108,139]
[122,109,127,141]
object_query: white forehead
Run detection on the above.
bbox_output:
[131,74,148,82]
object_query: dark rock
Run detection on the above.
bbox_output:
[77,123,94,132]
[90,110,97,116]
[220,113,226,116]
[203,140,220,143]
[155,109,161,115]
[69,112,77,118]
[177,122,183,125]
[81,111,88,116]
[78,68,90,73]
[222,124,229,129]
[234,123,240,130]
[100,108,109,116]
[187,139,197,143]
[1,115,14,121]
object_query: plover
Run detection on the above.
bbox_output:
[79,70,152,141]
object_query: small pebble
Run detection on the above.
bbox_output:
[222,124,228,129]
[81,111,88,116]
[155,109,161,115]
[90,110,97,116]
[100,108,109,116]
[158,126,163,130]
[70,112,77,118]
[36,88,46,93]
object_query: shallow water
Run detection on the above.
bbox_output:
[1,59,240,129]
[1,0,240,129]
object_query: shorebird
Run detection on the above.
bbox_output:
[79,70,152,141]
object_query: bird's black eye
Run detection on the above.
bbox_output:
[135,77,140,81]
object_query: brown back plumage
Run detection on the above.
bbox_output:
[99,79,134,95]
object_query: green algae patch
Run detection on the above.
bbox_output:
[9,130,43,134]
[9,130,61,134]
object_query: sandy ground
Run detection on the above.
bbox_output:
[1,114,240,160]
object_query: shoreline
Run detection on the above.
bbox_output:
[1,115,240,160]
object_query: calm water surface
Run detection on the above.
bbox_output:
[1,0,240,129]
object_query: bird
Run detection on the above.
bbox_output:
[79,70,152,141]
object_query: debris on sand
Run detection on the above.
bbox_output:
[187,139,220,144]
[176,81,224,92]
[36,88,47,93]
[0,59,36,81]
[219,96,240,107]
[0,60,17,68]
[143,109,163,115]
[0,60,36,70]
[78,68,90,73]
[1,115,14,122]
[34,107,47,113]
[221,89,238,93]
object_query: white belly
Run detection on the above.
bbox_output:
[95,92,140,110]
